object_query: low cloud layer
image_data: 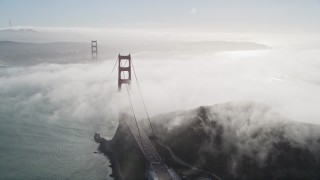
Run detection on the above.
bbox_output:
[0,45,320,128]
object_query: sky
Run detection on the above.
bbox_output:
[1,0,320,33]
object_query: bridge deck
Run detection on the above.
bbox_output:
[120,114,179,180]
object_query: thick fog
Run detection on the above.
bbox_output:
[0,28,320,127]
[0,49,320,125]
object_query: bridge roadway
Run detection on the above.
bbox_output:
[120,114,180,180]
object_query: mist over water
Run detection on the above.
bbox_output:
[0,63,118,179]
[1,31,320,179]
[2,46,319,124]
[131,48,320,124]
[0,116,112,179]
[1,0,320,178]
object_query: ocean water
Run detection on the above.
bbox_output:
[0,114,113,180]
[1,46,320,179]
[0,62,121,180]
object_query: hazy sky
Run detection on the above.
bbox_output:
[1,0,320,32]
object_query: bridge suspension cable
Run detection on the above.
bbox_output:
[108,55,154,143]
[106,58,118,82]
[125,79,143,142]
[131,61,155,137]
[118,57,143,142]
[118,57,155,137]
[104,58,142,142]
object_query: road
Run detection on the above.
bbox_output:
[120,114,179,180]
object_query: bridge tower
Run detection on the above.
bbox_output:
[91,40,98,62]
[118,54,131,91]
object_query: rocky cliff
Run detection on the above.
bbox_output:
[98,102,320,179]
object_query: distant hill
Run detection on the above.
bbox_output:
[179,41,270,51]
[0,41,114,66]
[0,28,38,33]
[0,40,270,66]
[0,28,87,43]
[139,41,270,54]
